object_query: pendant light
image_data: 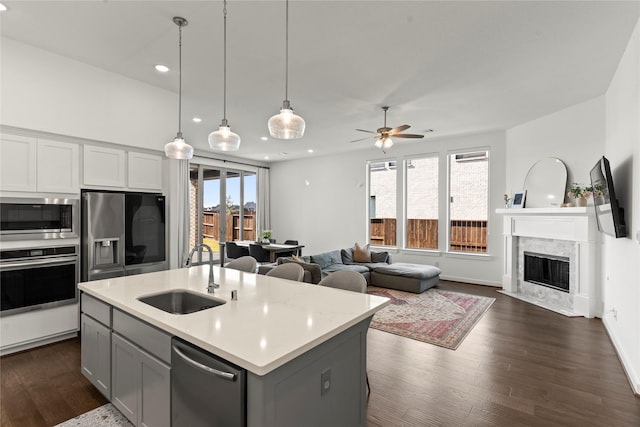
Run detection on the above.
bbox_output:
[164,17,194,160]
[208,0,241,151]
[268,0,305,139]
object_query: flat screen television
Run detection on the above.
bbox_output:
[589,156,626,238]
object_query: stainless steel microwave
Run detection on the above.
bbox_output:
[0,197,79,240]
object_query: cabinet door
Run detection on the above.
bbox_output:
[139,349,171,427]
[81,314,111,399]
[112,333,139,425]
[128,152,163,191]
[83,145,126,188]
[0,134,37,191]
[37,139,79,193]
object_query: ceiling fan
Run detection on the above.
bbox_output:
[352,106,431,150]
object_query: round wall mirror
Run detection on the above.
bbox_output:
[523,158,567,208]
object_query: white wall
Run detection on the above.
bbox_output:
[603,17,640,394]
[506,96,606,196]
[270,131,506,286]
[1,38,176,151]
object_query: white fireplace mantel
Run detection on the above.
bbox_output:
[497,207,602,318]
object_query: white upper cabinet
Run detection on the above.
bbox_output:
[37,139,80,193]
[0,134,37,192]
[127,152,163,191]
[83,145,126,188]
[0,134,79,194]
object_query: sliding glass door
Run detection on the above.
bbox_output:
[189,164,257,264]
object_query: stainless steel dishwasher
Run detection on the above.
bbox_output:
[171,337,246,426]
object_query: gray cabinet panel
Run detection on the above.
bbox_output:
[82,293,112,326]
[80,313,111,399]
[112,333,138,424]
[113,309,171,364]
[140,349,171,427]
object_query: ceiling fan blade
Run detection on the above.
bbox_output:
[393,134,425,139]
[350,136,375,143]
[355,129,379,134]
[389,124,410,134]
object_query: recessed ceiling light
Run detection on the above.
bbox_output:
[307,149,314,153]
[260,136,268,141]
[0,3,7,12]
[264,156,270,160]
[155,64,169,73]
[192,117,202,123]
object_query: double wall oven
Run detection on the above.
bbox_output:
[0,197,79,317]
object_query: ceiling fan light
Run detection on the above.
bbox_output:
[165,135,194,159]
[209,122,241,151]
[268,102,305,139]
[374,138,384,148]
[382,137,394,149]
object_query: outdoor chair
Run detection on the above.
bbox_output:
[265,263,304,282]
[225,256,257,273]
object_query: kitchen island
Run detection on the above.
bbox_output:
[78,265,389,427]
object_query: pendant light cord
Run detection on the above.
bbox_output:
[285,0,289,101]
[223,0,228,121]
[177,22,183,138]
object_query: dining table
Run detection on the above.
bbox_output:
[220,241,305,265]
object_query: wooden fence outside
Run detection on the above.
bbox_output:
[202,211,256,242]
[370,218,487,252]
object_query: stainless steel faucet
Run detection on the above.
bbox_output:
[185,244,218,293]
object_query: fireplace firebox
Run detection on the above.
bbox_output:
[524,251,570,293]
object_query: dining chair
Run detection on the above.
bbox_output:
[226,241,250,259]
[276,239,299,259]
[249,244,271,263]
[318,270,370,393]
[265,263,304,282]
[225,256,257,273]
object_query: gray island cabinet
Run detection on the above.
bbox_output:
[78,266,389,427]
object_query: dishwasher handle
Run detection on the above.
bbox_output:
[172,344,237,382]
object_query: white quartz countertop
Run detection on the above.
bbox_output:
[78,266,390,376]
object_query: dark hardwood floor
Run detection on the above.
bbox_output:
[2,280,639,426]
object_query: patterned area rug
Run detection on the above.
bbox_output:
[55,404,133,427]
[367,287,495,350]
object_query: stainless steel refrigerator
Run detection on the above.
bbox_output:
[81,191,166,281]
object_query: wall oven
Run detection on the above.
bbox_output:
[0,245,79,317]
[0,197,79,240]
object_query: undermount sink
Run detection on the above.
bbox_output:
[138,290,225,314]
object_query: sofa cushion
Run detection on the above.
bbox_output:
[361,262,391,271]
[292,254,312,264]
[370,251,389,263]
[311,250,343,269]
[353,242,371,263]
[323,263,370,275]
[340,247,354,264]
[278,258,322,284]
[373,263,441,280]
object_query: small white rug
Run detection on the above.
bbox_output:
[55,404,133,427]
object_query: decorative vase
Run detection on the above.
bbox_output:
[576,197,587,207]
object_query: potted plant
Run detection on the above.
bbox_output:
[567,183,592,207]
[261,230,272,244]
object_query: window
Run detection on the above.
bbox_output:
[448,150,489,253]
[406,156,438,249]
[368,161,396,247]
[189,164,257,264]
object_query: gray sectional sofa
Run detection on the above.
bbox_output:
[258,246,441,293]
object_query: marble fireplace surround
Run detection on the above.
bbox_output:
[497,207,601,318]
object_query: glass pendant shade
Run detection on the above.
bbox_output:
[375,136,393,149]
[165,134,194,160]
[268,100,306,139]
[208,119,241,151]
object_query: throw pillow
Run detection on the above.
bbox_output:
[353,242,371,263]
[341,247,354,264]
[310,250,343,269]
[370,251,389,263]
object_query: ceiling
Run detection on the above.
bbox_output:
[1,1,639,162]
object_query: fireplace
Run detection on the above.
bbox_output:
[524,251,570,292]
[498,207,601,318]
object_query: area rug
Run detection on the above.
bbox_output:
[367,287,495,350]
[55,404,133,427]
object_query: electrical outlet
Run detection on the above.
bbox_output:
[613,308,617,320]
[321,369,331,396]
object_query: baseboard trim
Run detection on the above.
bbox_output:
[439,274,500,287]
[603,315,640,396]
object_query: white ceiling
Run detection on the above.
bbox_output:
[1,1,639,162]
